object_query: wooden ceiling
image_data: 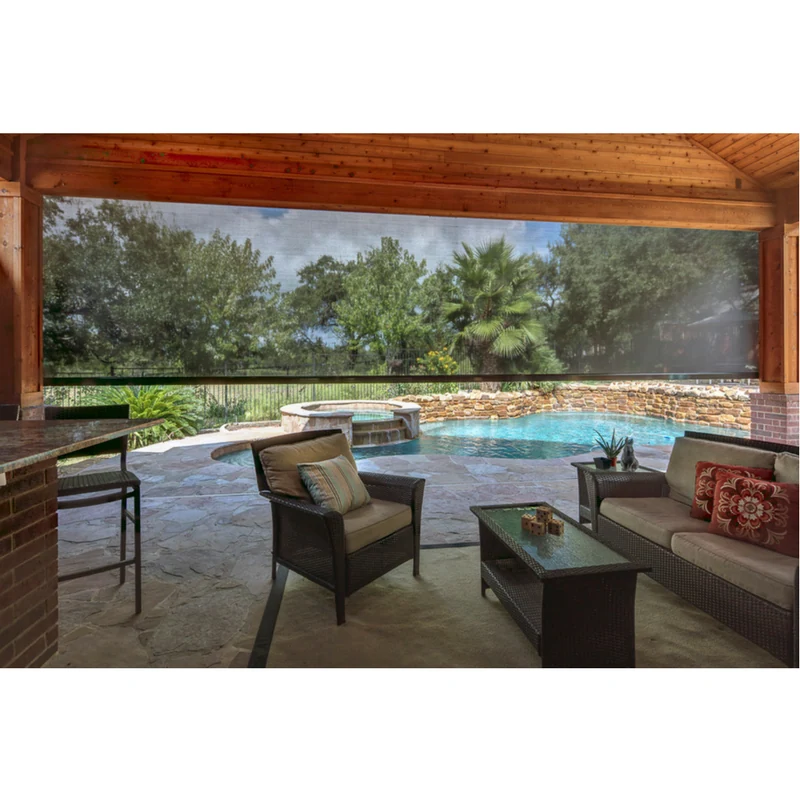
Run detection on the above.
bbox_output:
[687,134,798,190]
[3,133,798,230]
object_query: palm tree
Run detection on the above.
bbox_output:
[442,238,555,382]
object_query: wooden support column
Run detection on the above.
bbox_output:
[0,175,44,419]
[754,189,799,444]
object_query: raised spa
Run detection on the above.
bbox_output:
[280,400,421,446]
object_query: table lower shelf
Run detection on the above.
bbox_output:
[481,558,543,653]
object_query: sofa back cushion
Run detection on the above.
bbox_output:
[259,432,356,500]
[666,437,776,505]
[775,452,799,484]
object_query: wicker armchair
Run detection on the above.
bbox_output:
[251,429,425,624]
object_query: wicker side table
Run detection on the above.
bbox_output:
[571,462,665,528]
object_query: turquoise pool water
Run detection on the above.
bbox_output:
[215,412,746,465]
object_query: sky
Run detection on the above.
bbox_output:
[62,199,564,291]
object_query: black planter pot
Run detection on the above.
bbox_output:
[593,456,612,469]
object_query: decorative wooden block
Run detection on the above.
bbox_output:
[534,507,553,524]
[530,521,547,536]
[547,519,565,536]
[521,513,536,532]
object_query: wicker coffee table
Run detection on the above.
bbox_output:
[470,502,650,668]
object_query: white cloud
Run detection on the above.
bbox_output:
[58,199,563,291]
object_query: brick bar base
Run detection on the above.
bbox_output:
[750,393,800,445]
[0,459,59,668]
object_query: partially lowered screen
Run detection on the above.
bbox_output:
[43,198,759,380]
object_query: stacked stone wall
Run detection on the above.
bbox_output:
[394,382,754,431]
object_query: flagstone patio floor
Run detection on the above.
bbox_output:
[46,431,672,668]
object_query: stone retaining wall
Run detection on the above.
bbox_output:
[394,382,754,431]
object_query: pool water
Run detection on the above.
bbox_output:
[215,411,746,466]
[352,411,395,422]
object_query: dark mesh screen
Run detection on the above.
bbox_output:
[43,197,759,380]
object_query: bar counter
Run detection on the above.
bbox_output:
[0,418,162,667]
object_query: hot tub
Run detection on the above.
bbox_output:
[280,400,421,445]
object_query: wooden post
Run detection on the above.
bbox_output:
[0,141,44,418]
[754,189,799,444]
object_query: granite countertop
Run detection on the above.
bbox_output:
[0,418,164,475]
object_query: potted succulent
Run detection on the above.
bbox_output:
[593,428,625,468]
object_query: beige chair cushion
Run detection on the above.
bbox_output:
[343,499,412,554]
[672,532,798,610]
[600,496,710,549]
[775,452,799,484]
[665,437,776,505]
[259,432,356,500]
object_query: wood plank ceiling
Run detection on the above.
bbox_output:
[8,133,799,230]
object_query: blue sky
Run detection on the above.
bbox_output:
[66,200,565,291]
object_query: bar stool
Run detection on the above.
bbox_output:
[45,404,143,613]
[0,404,20,420]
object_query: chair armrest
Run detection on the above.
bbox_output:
[586,471,668,533]
[358,472,425,507]
[260,490,342,523]
[592,471,668,501]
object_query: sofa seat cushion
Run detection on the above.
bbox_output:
[259,432,356,500]
[600,496,710,549]
[343,499,412,554]
[775,452,799,484]
[672,532,798,610]
[665,437,776,505]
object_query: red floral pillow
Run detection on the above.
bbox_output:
[690,461,774,521]
[708,472,799,557]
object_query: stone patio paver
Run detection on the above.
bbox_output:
[47,431,672,667]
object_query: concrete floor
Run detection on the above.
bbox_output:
[47,431,672,668]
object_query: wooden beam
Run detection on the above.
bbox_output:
[0,188,44,414]
[759,223,799,394]
[26,162,777,231]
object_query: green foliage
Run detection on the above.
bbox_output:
[539,224,759,371]
[440,238,562,375]
[334,237,432,366]
[43,199,279,374]
[95,386,202,449]
[413,348,458,376]
[593,428,625,459]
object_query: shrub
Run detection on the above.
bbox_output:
[412,349,459,376]
[95,386,202,449]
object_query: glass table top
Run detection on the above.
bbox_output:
[471,504,634,577]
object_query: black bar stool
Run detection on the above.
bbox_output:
[45,404,143,613]
[0,404,20,420]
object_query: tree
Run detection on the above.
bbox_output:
[43,199,280,374]
[539,224,759,372]
[441,237,561,377]
[333,237,431,370]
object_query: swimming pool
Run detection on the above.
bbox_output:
[214,411,747,465]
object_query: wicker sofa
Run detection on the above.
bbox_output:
[585,431,799,666]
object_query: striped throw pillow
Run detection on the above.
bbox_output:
[297,454,371,514]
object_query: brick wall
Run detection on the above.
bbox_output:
[750,393,800,445]
[0,458,59,668]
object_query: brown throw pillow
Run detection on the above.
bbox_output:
[708,472,799,557]
[690,461,774,521]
